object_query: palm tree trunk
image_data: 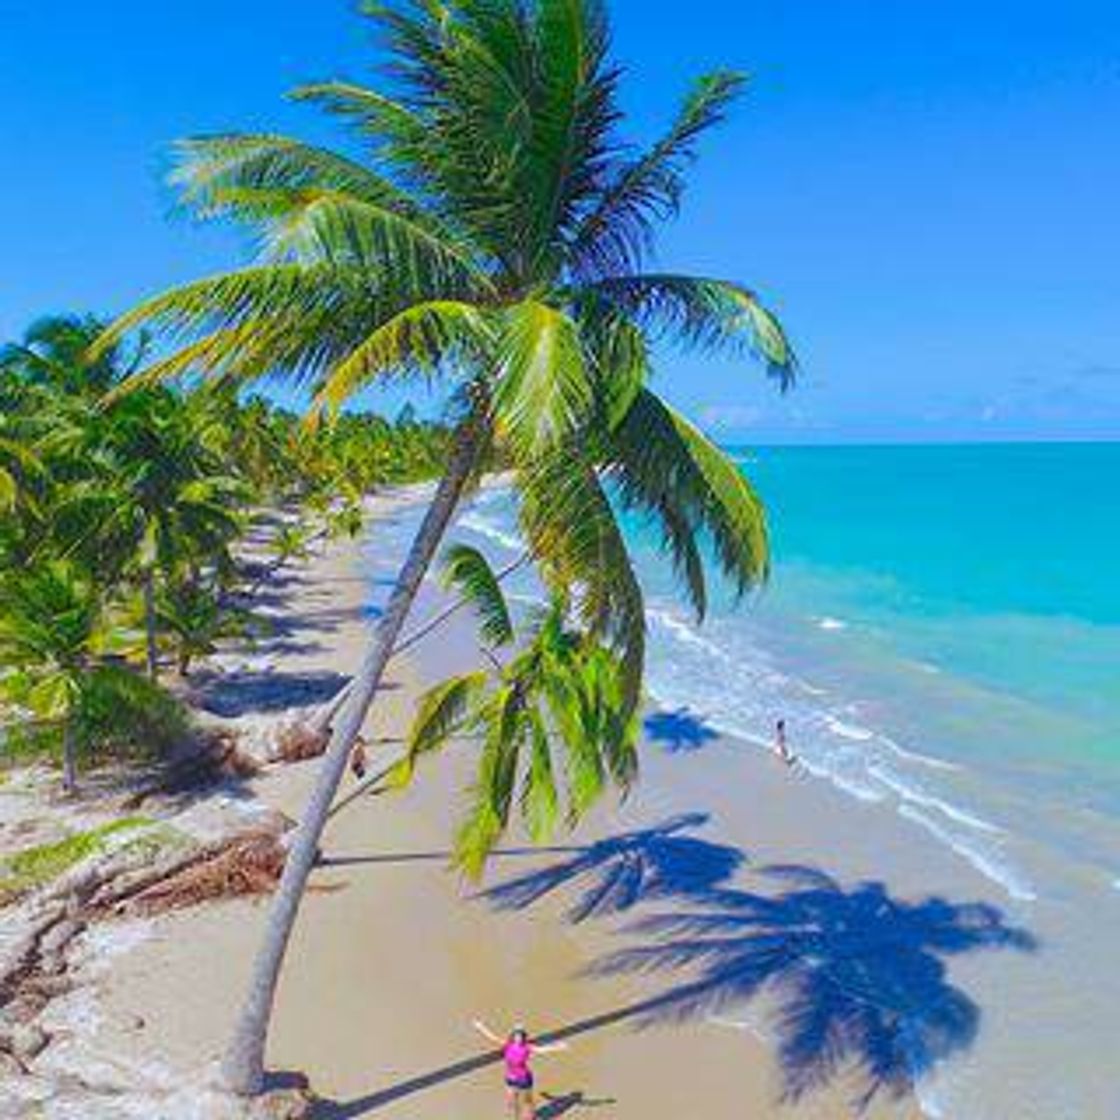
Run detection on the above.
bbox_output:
[61,719,78,796]
[221,425,481,1097]
[143,567,158,681]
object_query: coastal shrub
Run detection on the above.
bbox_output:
[0,667,189,777]
[0,816,152,900]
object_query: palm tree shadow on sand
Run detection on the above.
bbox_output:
[588,864,1037,1109]
[642,707,720,753]
[309,824,1035,1116]
[478,813,745,922]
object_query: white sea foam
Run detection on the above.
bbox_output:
[817,616,848,631]
[898,804,1036,902]
[868,764,1004,834]
[825,717,875,741]
[458,512,522,553]
[646,607,729,659]
[878,733,961,772]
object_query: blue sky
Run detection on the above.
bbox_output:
[2,0,1118,442]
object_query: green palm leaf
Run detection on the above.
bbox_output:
[569,70,746,276]
[587,273,796,386]
[493,300,594,457]
[440,543,515,647]
[311,300,492,416]
[607,388,769,617]
[393,669,489,788]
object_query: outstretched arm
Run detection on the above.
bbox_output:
[472,1019,504,1045]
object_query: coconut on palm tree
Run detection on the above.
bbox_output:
[99,0,796,1095]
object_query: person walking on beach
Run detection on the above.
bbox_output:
[774,718,795,766]
[473,1019,569,1119]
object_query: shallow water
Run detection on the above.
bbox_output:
[375,443,1120,1118]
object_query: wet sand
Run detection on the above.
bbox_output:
[89,492,940,1118]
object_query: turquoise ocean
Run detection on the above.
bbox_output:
[383,442,1120,1117]
[461,442,1120,901]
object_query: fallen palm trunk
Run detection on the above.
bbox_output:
[122,828,286,916]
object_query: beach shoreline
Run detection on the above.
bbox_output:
[0,482,1063,1118]
[81,488,928,1118]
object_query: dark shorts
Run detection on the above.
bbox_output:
[506,1075,534,1091]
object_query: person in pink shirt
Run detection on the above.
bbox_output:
[473,1018,569,1118]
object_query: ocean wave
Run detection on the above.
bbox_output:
[646,607,730,660]
[868,764,1005,835]
[825,716,874,741]
[458,512,522,553]
[898,804,1036,902]
[878,734,961,772]
[817,616,848,631]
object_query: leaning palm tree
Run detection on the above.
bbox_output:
[98,0,795,1095]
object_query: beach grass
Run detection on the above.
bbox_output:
[0,815,154,899]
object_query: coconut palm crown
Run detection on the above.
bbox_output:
[99,0,796,1096]
[101,0,793,680]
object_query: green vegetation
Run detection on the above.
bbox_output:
[0,314,452,791]
[397,547,640,877]
[0,816,152,898]
[96,0,796,1092]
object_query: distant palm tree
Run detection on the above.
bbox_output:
[0,561,115,794]
[0,313,133,401]
[157,574,251,678]
[50,386,245,680]
[100,0,796,1094]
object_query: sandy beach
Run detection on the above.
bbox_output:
[18,486,945,1120]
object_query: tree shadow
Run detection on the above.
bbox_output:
[479,814,745,923]
[187,668,353,716]
[308,999,654,1117]
[643,708,720,753]
[537,1090,617,1117]
[590,865,1037,1109]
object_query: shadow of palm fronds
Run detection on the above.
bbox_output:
[479,813,745,923]
[590,865,1037,1108]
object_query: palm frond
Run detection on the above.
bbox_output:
[455,682,524,878]
[520,705,561,842]
[170,133,432,224]
[310,300,492,416]
[586,274,796,387]
[569,70,746,276]
[291,81,430,152]
[607,389,769,616]
[440,543,515,647]
[393,669,489,788]
[516,454,645,707]
[493,300,594,458]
